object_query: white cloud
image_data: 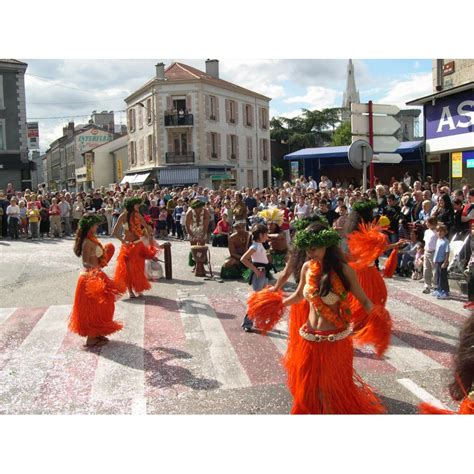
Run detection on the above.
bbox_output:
[284,86,340,110]
[379,72,432,108]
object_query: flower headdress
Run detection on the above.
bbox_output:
[258,208,283,226]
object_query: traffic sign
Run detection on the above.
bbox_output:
[348,140,373,170]
[372,153,403,164]
[352,135,400,153]
[351,103,400,115]
[351,114,401,135]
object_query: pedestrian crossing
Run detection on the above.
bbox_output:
[0,279,468,414]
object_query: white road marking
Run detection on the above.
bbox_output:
[384,335,444,372]
[385,300,459,347]
[269,317,289,355]
[0,307,16,326]
[90,301,145,408]
[0,305,70,412]
[131,396,147,415]
[179,292,251,390]
[397,378,450,410]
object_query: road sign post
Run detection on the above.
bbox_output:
[369,100,374,188]
[348,140,373,192]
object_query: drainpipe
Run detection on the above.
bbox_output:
[254,96,259,188]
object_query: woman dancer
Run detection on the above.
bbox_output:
[248,222,390,414]
[69,214,123,347]
[112,197,157,298]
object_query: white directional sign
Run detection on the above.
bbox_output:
[372,153,403,164]
[352,135,400,153]
[351,114,401,136]
[351,103,400,115]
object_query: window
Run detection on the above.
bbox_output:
[247,169,254,188]
[263,170,269,188]
[228,134,238,160]
[129,141,136,165]
[173,133,188,155]
[260,138,269,161]
[246,136,252,161]
[211,132,218,158]
[244,104,253,127]
[138,107,143,129]
[146,98,153,124]
[227,99,237,124]
[139,138,145,164]
[128,108,136,132]
[147,135,154,162]
[0,119,5,150]
[210,95,218,120]
[0,75,4,109]
[259,107,268,130]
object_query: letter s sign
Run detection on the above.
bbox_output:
[457,100,474,129]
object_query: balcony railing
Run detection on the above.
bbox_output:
[164,112,194,127]
[165,151,195,164]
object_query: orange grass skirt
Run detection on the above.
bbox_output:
[68,269,123,338]
[114,241,156,294]
[288,325,386,414]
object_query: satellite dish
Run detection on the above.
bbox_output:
[348,139,373,170]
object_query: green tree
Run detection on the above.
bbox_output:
[332,121,352,146]
[271,166,284,180]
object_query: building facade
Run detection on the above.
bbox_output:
[0,59,31,191]
[124,60,272,189]
[432,59,474,92]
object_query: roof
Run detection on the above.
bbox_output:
[406,81,474,106]
[125,61,271,102]
[0,59,28,66]
[284,140,423,160]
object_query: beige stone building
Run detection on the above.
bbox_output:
[124,60,272,189]
[432,59,474,91]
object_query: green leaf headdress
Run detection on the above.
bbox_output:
[124,197,142,213]
[292,213,328,231]
[78,214,104,232]
[293,227,341,250]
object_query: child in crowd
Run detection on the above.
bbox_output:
[157,206,168,238]
[173,199,185,240]
[19,199,28,237]
[412,240,425,280]
[27,202,41,240]
[433,224,450,299]
[423,216,439,294]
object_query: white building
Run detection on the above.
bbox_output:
[124,60,272,189]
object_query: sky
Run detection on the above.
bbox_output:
[22,59,434,153]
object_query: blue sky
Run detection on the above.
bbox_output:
[23,59,434,151]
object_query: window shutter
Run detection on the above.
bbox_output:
[258,108,262,129]
[259,138,264,161]
[205,94,210,119]
[250,104,254,127]
[235,136,239,160]
[247,136,252,160]
[207,132,211,159]
[234,101,239,125]
[186,94,192,112]
[187,129,192,153]
[225,99,230,123]
[227,134,231,160]
[167,133,173,153]
[242,103,246,126]
[215,97,220,122]
[166,96,172,113]
[217,133,222,159]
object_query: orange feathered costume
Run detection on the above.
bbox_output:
[69,242,123,338]
[114,212,157,294]
[248,260,387,414]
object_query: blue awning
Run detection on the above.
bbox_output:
[284,140,423,160]
[159,167,199,185]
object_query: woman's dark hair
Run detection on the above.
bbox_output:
[251,223,268,242]
[344,199,376,234]
[303,221,350,296]
[448,314,474,401]
[440,193,454,211]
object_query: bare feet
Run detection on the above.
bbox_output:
[129,292,137,299]
[85,336,108,347]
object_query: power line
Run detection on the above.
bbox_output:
[28,97,124,105]
[26,72,104,94]
[28,110,127,120]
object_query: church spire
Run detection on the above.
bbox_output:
[342,59,360,121]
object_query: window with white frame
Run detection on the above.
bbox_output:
[260,107,268,129]
[228,134,238,160]
[245,104,252,127]
[128,108,136,132]
[146,98,153,124]
[0,75,4,109]
[0,119,6,149]
[229,100,237,124]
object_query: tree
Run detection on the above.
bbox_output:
[332,121,352,146]
[271,166,284,180]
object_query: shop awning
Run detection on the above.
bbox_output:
[133,172,150,185]
[159,168,199,185]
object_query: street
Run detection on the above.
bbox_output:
[0,236,467,414]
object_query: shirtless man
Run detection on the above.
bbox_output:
[221,220,250,279]
[267,221,288,272]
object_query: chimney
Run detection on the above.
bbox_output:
[205,59,219,79]
[155,62,165,80]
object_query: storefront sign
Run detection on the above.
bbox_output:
[452,152,463,178]
[426,154,441,163]
[27,122,39,150]
[117,159,123,181]
[466,159,474,169]
[425,90,474,153]
[290,161,299,181]
[85,153,93,181]
[77,130,113,152]
[443,61,455,76]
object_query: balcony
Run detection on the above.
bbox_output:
[165,151,195,164]
[164,112,194,127]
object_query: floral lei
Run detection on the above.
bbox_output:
[129,211,144,237]
[86,231,108,268]
[305,259,351,329]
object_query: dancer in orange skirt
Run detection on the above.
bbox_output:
[248,222,390,414]
[112,197,157,298]
[419,313,474,415]
[69,214,123,348]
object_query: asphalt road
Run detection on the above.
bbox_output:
[0,234,468,414]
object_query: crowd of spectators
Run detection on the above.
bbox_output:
[1,173,473,298]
